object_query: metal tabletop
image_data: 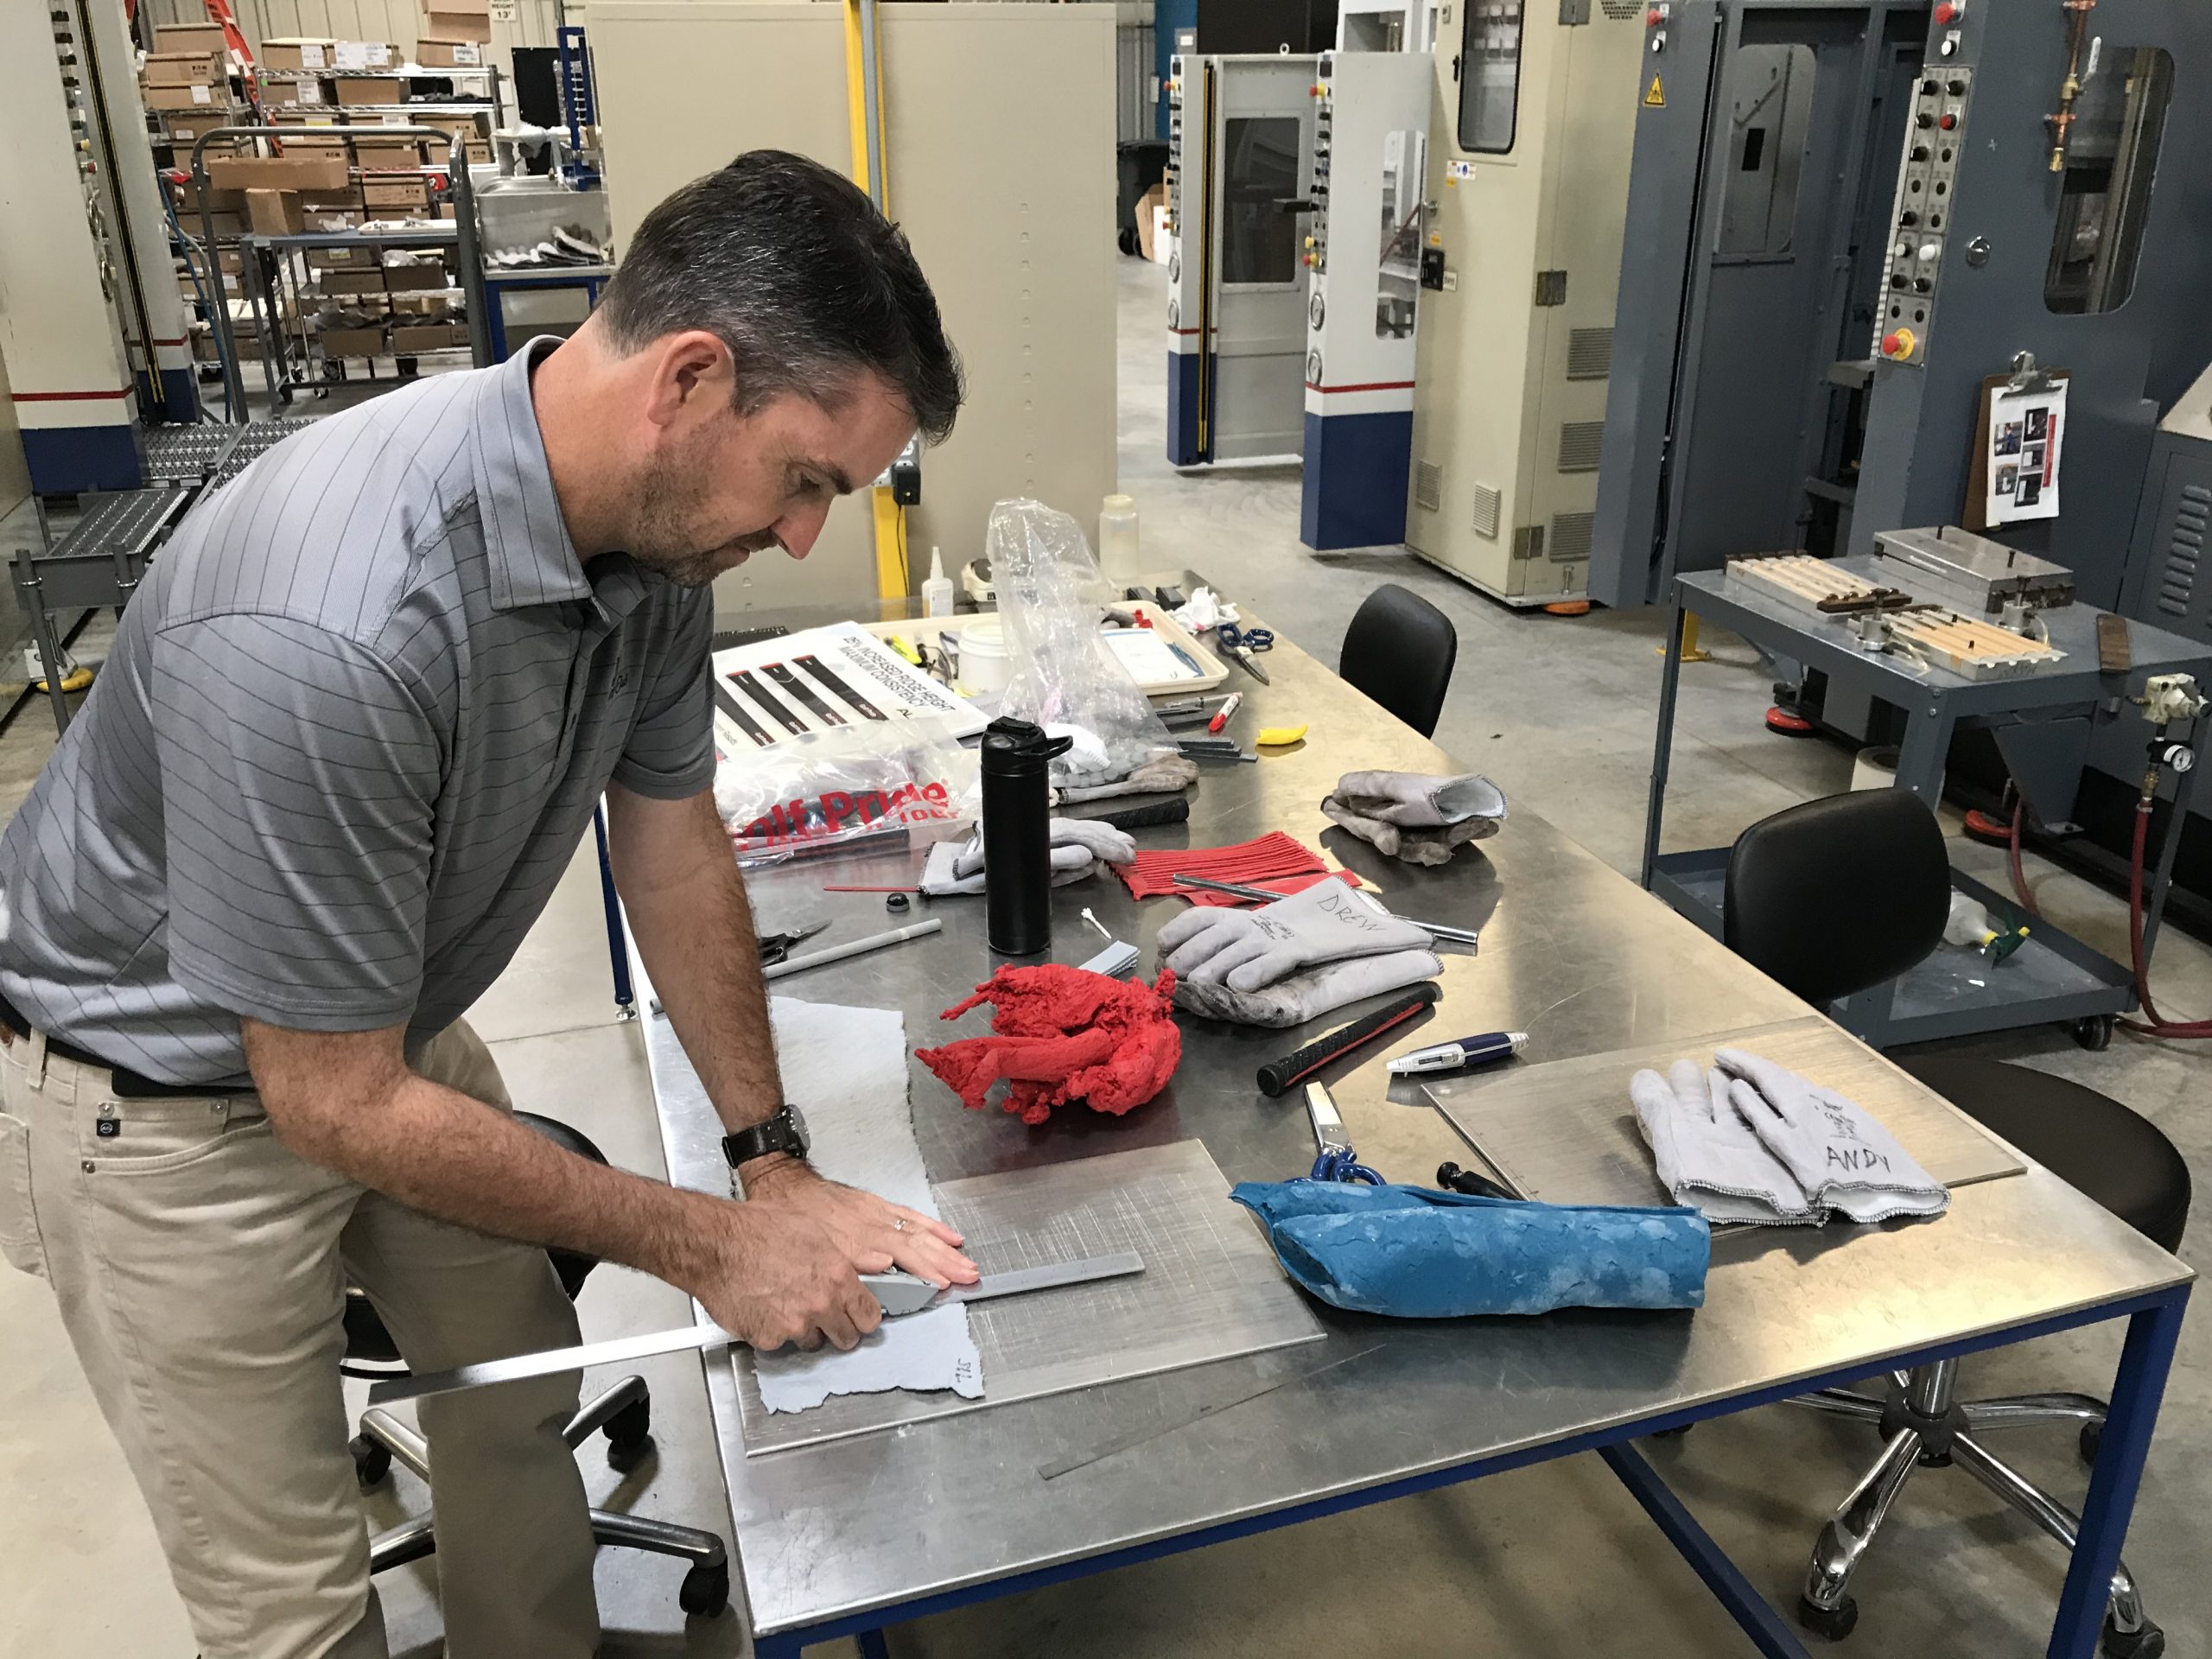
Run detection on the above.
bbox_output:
[643,574,2191,1657]
[1645,561,2212,1047]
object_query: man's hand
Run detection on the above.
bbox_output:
[741,1157,979,1289]
[689,1198,891,1352]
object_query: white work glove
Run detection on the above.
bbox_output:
[1322,772,1508,867]
[1172,947,1442,1028]
[919,817,1136,897]
[1154,880,1432,992]
[1055,753,1198,804]
[1629,1060,1820,1226]
[1713,1048,1950,1224]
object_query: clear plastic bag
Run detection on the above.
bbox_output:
[713,716,977,866]
[988,499,1178,790]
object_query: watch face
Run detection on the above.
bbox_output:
[785,1102,810,1155]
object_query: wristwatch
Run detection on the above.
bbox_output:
[722,1103,811,1170]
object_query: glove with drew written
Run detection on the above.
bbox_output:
[1155,879,1431,993]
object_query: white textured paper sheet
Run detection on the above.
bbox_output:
[643,995,981,1414]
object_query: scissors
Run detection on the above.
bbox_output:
[1217,623,1274,685]
[757,920,829,966]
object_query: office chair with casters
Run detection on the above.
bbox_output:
[1721,790,2186,1657]
[1340,583,1458,739]
[342,1111,731,1619]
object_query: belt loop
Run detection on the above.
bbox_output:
[26,1029,48,1090]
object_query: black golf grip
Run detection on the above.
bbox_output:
[1092,798,1192,832]
[1255,982,1442,1098]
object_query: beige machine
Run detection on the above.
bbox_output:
[588,2,1118,614]
[1405,0,1644,606]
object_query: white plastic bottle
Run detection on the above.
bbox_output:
[1099,493,1141,569]
[920,546,956,617]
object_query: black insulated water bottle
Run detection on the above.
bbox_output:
[979,717,1071,956]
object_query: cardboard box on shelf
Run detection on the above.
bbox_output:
[163,118,215,143]
[416,112,483,138]
[143,83,224,111]
[245,188,308,237]
[334,77,404,107]
[421,11,493,43]
[380,262,451,292]
[352,136,427,161]
[414,39,486,68]
[204,211,246,238]
[261,38,335,72]
[463,141,493,163]
[332,41,397,71]
[257,79,302,106]
[153,22,226,54]
[389,293,450,315]
[206,155,353,192]
[216,248,245,274]
[300,185,365,209]
[361,180,429,212]
[308,245,377,270]
[392,321,469,354]
[143,52,226,86]
[320,270,389,296]
[171,179,246,214]
[318,323,387,358]
[271,124,349,147]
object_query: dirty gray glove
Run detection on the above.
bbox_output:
[1321,772,1508,867]
[1630,1059,1819,1226]
[1172,948,1443,1027]
[1155,880,1431,992]
[1054,752,1198,804]
[1713,1048,1950,1224]
[920,817,1136,897]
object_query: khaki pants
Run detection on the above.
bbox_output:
[0,1020,600,1659]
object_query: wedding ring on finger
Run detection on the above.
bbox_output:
[892,1217,906,1232]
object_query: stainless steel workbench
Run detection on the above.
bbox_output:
[641,582,2192,1659]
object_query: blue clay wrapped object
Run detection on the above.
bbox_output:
[1229,1180,1709,1318]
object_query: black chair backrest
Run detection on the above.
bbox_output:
[1340,582,1457,738]
[342,1111,609,1363]
[1724,791,1950,1007]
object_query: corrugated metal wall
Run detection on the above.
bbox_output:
[141,0,568,74]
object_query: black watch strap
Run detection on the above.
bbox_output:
[722,1106,805,1169]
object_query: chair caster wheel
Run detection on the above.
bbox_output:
[679,1562,729,1617]
[2080,1420,2102,1464]
[606,1396,652,1457]
[2073,1014,2114,1051]
[1798,1595,1859,1641]
[2102,1616,2164,1658]
[349,1433,391,1491]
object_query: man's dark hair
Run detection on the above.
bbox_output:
[598,150,963,443]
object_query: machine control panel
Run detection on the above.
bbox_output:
[1307,58,1332,273]
[1166,56,1185,238]
[1872,66,1971,365]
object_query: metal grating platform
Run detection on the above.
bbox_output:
[140,424,242,484]
[35,486,188,567]
[206,417,318,493]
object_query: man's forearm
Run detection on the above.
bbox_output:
[289,1063,731,1290]
[607,785,786,1141]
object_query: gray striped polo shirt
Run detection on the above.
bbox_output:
[0,339,715,1085]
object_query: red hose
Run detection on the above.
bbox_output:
[2120,802,2212,1038]
[2007,798,2040,917]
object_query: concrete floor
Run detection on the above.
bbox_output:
[0,252,2205,1659]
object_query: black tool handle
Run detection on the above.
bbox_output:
[1256,982,1441,1098]
[1092,798,1192,832]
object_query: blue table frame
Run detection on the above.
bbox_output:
[748,1287,2187,1659]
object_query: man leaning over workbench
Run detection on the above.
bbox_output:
[0,149,976,1659]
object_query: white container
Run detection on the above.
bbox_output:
[1098,493,1141,569]
[920,546,955,617]
[1850,744,1945,799]
[957,615,1013,694]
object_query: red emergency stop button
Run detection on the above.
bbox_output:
[1882,328,1918,361]
[1647,6,1662,22]
[1935,0,1962,21]
[1939,112,1959,130]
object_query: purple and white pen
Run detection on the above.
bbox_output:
[1384,1030,1529,1076]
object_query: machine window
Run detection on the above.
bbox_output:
[1377,127,1427,338]
[1716,44,1815,258]
[1220,115,1303,287]
[2044,46,2172,315]
[1457,2,1523,155]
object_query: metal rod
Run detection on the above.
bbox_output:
[761,918,942,980]
[858,0,886,210]
[1167,874,1479,946]
[1643,598,1686,888]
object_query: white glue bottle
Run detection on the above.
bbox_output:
[921,546,955,616]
